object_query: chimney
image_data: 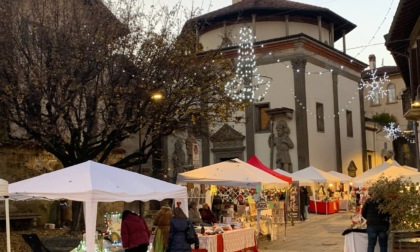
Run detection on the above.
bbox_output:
[368,54,376,70]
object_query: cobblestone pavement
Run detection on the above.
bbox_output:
[258,211,353,252]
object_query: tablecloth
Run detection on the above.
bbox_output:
[343,229,379,252]
[192,228,257,252]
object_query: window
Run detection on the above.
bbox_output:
[346,110,353,137]
[387,83,396,103]
[316,102,324,132]
[371,89,380,105]
[255,104,270,132]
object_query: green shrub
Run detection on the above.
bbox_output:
[368,176,420,231]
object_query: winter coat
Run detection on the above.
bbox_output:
[167,218,198,252]
[361,198,390,228]
[188,208,202,226]
[199,208,216,224]
[153,208,173,252]
[121,214,150,249]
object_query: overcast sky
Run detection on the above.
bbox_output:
[151,0,399,67]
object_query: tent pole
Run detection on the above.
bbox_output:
[5,197,11,252]
[284,190,287,240]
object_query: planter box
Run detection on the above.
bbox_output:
[391,230,420,252]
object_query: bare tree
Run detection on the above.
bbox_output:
[0,0,242,229]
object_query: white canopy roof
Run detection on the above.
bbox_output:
[402,173,420,183]
[353,165,419,187]
[273,169,315,187]
[328,171,353,183]
[292,166,341,183]
[9,161,188,252]
[177,158,289,189]
[352,160,401,182]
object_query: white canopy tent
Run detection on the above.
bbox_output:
[273,169,315,187]
[0,179,10,252]
[402,173,420,183]
[177,158,290,189]
[177,158,290,238]
[293,166,341,184]
[9,161,188,252]
[353,165,419,187]
[292,166,341,214]
[352,160,400,183]
[328,171,353,183]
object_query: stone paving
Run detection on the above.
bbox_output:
[258,211,353,252]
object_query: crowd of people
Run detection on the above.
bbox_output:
[120,200,225,252]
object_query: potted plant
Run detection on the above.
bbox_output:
[367,176,420,251]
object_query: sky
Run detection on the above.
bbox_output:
[153,0,399,67]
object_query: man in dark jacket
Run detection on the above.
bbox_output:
[361,194,390,252]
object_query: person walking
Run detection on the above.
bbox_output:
[153,205,172,252]
[361,191,390,252]
[299,187,309,221]
[167,206,199,252]
[121,210,151,252]
[188,201,202,226]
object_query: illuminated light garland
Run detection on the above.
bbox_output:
[358,69,389,101]
[225,27,272,102]
[290,88,359,119]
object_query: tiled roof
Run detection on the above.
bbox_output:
[190,0,356,41]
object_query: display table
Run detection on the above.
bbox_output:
[342,229,379,252]
[309,200,339,214]
[339,199,350,211]
[193,228,257,252]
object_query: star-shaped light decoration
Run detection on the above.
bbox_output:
[359,69,390,101]
[383,122,401,140]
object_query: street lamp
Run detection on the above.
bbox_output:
[403,85,420,171]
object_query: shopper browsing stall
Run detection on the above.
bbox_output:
[199,203,217,224]
[153,205,172,252]
[121,210,150,252]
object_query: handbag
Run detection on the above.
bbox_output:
[185,219,197,244]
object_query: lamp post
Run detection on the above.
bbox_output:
[403,85,420,171]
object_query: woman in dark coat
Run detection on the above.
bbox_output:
[121,210,150,252]
[167,207,199,252]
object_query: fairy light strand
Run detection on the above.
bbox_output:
[225,27,272,102]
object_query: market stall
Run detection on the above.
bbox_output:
[177,158,291,242]
[292,166,341,214]
[194,227,257,252]
[8,161,188,252]
[353,165,418,188]
[328,171,353,211]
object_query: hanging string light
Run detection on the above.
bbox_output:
[225,27,272,102]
